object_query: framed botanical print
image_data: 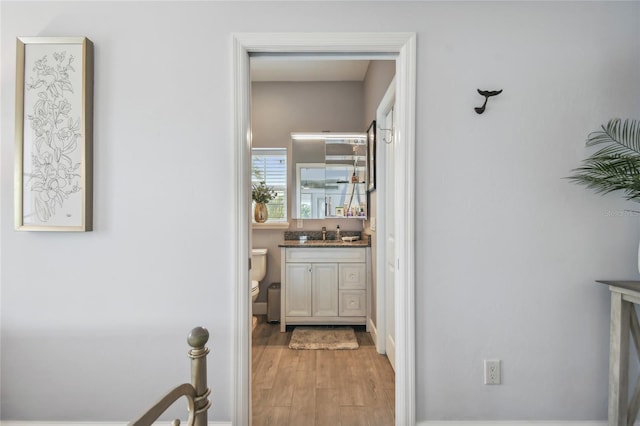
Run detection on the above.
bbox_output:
[15,37,94,231]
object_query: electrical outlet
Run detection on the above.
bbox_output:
[484,359,501,385]
[297,219,303,228]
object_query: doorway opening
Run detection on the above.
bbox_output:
[233,33,416,426]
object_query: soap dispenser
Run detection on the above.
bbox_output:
[336,225,341,241]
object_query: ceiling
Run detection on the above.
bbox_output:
[250,59,371,82]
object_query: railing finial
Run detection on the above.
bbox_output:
[187,326,209,349]
[187,326,210,426]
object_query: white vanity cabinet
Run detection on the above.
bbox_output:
[280,246,370,332]
[285,263,339,317]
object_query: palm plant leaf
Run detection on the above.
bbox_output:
[568,119,640,201]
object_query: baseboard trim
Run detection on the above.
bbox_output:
[0,420,609,426]
[0,423,232,426]
[368,317,378,346]
[418,422,607,426]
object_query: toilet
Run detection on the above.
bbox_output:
[251,248,268,303]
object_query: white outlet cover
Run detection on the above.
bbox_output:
[483,359,501,385]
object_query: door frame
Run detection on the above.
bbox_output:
[232,32,416,426]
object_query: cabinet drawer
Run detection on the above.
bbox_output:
[285,247,366,263]
[339,263,366,289]
[339,290,366,317]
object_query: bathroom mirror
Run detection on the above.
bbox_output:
[291,133,367,219]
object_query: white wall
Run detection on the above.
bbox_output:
[418,2,639,419]
[252,81,365,149]
[363,60,395,132]
[1,1,639,422]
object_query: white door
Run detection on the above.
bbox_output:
[374,78,397,371]
[383,105,396,371]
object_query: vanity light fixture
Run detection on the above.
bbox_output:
[291,132,366,144]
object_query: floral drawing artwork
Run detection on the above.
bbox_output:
[23,47,83,224]
[15,37,93,231]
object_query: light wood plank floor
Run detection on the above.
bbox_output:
[252,316,395,426]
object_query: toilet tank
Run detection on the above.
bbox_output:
[251,248,268,282]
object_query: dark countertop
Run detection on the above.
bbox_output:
[279,239,370,248]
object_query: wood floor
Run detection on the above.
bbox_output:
[252,316,395,426]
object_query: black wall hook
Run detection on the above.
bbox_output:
[474,89,502,114]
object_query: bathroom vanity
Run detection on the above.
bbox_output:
[279,239,371,332]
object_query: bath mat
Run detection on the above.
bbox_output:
[289,327,359,350]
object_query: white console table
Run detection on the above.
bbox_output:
[598,280,640,426]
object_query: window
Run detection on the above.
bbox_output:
[251,148,287,223]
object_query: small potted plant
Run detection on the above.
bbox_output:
[252,181,276,223]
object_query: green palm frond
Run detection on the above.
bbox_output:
[568,119,640,202]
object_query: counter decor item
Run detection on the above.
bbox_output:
[15,37,94,231]
[254,202,268,223]
[252,181,275,223]
[568,118,640,270]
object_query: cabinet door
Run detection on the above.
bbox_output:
[312,263,339,317]
[285,263,312,316]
